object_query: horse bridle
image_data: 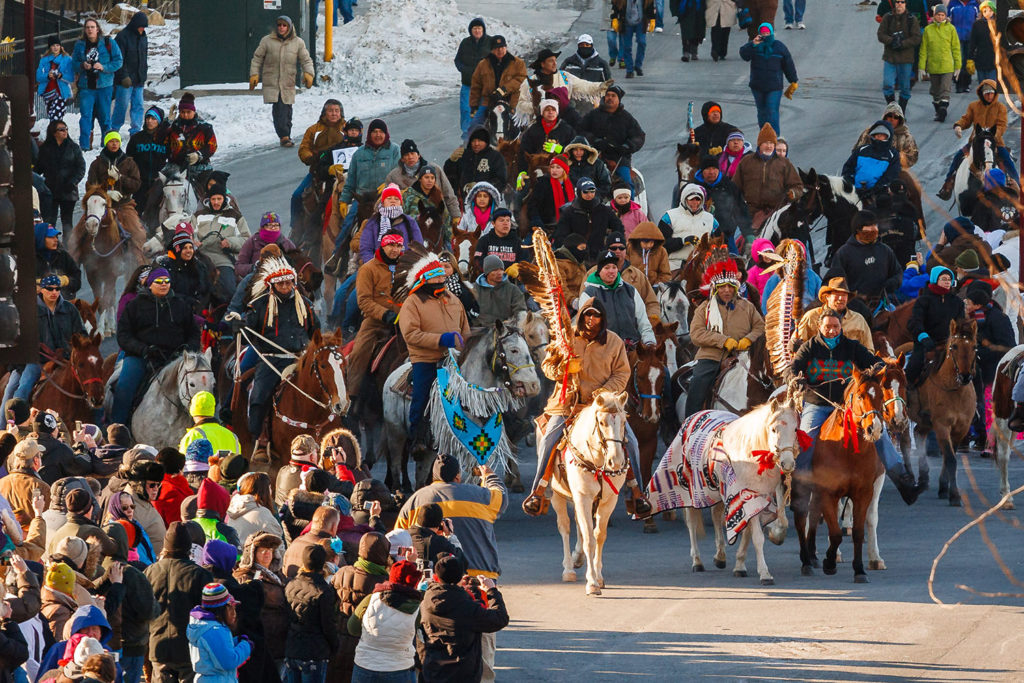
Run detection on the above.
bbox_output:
[38,347,104,407]
[310,344,346,405]
[490,327,534,390]
[175,355,213,406]
[946,334,977,387]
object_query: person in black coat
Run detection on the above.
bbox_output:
[527,156,576,231]
[561,34,612,83]
[454,18,490,136]
[34,119,85,234]
[827,210,903,306]
[126,106,170,206]
[31,410,93,485]
[156,230,212,314]
[906,265,966,384]
[112,11,148,135]
[967,8,997,83]
[284,545,339,680]
[577,86,645,194]
[517,99,576,171]
[408,503,466,568]
[692,101,740,157]
[34,222,81,299]
[553,177,625,262]
[458,127,508,196]
[111,268,200,425]
[694,157,752,243]
[0,604,29,683]
[966,284,1014,450]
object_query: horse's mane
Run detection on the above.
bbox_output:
[458,326,494,363]
[83,184,111,205]
[825,174,862,209]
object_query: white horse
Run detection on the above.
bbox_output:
[989,344,1024,509]
[143,164,201,256]
[680,392,801,585]
[105,349,215,449]
[550,389,629,595]
[657,281,690,377]
[953,126,996,216]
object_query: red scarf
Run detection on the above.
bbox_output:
[550,177,575,220]
[541,118,558,135]
[928,283,950,296]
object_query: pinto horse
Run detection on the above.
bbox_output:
[32,333,107,425]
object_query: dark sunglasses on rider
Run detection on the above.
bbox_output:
[583,311,602,318]
[41,286,60,292]
[152,277,171,285]
[55,127,68,132]
[608,246,626,251]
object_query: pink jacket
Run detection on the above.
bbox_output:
[611,201,649,237]
[747,237,776,295]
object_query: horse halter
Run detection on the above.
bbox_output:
[489,327,534,389]
[947,334,977,386]
[310,344,346,404]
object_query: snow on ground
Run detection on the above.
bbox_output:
[36,0,558,171]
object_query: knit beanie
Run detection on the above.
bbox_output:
[178,92,196,112]
[301,543,327,573]
[388,559,422,587]
[207,183,227,200]
[103,131,121,147]
[45,562,75,596]
[435,554,465,584]
[145,267,170,287]
[65,488,92,515]
[756,123,777,148]
[400,139,419,157]
[170,229,193,255]
[106,423,132,448]
[164,521,192,557]
[201,582,236,609]
[217,452,249,490]
[33,411,58,434]
[380,183,403,203]
[482,254,504,275]
[184,438,213,473]
[260,211,281,229]
[955,249,980,271]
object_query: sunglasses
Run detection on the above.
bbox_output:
[145,482,161,488]
[55,127,68,132]
[152,278,171,285]
[583,311,602,318]
[609,246,626,251]
[42,286,60,292]
[122,504,135,510]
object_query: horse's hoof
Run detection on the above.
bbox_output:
[767,527,787,546]
[1002,499,1016,511]
[714,558,727,569]
[868,560,887,571]
[811,556,820,568]
[836,550,844,563]
[573,553,584,569]
[949,493,962,507]
[760,578,775,586]
[823,560,837,576]
[938,486,949,499]
[854,573,869,584]
[562,571,576,583]
[599,579,605,588]
[801,565,814,576]
[586,584,601,596]
[733,569,747,578]
[692,563,705,572]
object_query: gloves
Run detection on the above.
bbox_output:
[249,75,259,90]
[186,152,200,166]
[452,216,461,226]
[566,358,583,374]
[736,338,752,351]
[966,59,976,75]
[439,332,464,349]
[954,125,963,138]
[303,73,314,88]
[516,171,528,191]
[542,140,563,153]
[238,635,252,646]
[891,36,903,50]
[224,311,242,322]
[648,19,656,32]
[953,69,961,80]
[337,201,349,216]
[494,86,508,99]
[918,69,926,81]
[328,164,345,177]
[505,263,520,279]
[784,82,799,100]
[918,333,936,351]
[723,338,739,352]
[683,235,700,246]
[120,76,132,88]
[107,165,120,180]
[612,18,620,31]
[59,275,70,287]
[382,310,398,326]
[107,190,122,202]
[906,260,920,271]
[708,146,722,156]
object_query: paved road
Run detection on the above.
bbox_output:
[222,1,1024,679]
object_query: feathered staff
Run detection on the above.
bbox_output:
[516,229,578,404]
[761,239,806,378]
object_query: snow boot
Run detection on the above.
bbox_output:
[885,93,895,104]
[932,101,942,121]
[936,177,955,201]
[898,97,909,114]
[937,101,948,122]
[886,464,920,505]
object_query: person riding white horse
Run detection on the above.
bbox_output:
[523,296,651,518]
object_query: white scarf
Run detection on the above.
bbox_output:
[378,205,403,239]
[706,297,725,335]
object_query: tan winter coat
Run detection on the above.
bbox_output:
[705,0,738,28]
[796,306,874,351]
[298,115,347,166]
[625,221,672,286]
[0,467,50,533]
[398,290,471,364]
[954,79,1008,148]
[469,53,528,109]
[855,102,919,168]
[733,153,803,213]
[690,296,765,362]
[250,19,315,106]
[357,256,401,326]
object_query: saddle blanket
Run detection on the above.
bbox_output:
[648,410,775,543]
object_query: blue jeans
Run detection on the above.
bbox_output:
[333,199,360,250]
[613,163,635,199]
[337,0,354,23]
[460,84,473,135]
[783,0,805,23]
[121,654,144,683]
[111,355,148,425]
[2,363,42,406]
[978,68,998,83]
[621,23,647,72]
[351,665,416,683]
[797,402,903,470]
[78,86,113,150]
[330,273,355,321]
[751,88,782,135]
[409,361,437,436]
[239,345,259,375]
[607,30,620,63]
[292,173,313,230]
[655,0,665,27]
[945,144,1020,183]
[882,61,913,102]
[462,106,488,144]
[111,85,145,135]
[532,414,642,491]
[285,658,328,683]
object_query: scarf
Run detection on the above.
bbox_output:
[614,200,632,216]
[473,204,492,229]
[822,334,839,350]
[928,283,951,296]
[354,557,388,575]
[541,118,558,135]
[446,274,465,297]
[377,205,403,239]
[550,177,575,220]
[971,305,987,322]
[250,561,282,585]
[719,150,743,177]
[755,33,775,57]
[706,294,735,335]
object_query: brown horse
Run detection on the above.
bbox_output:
[69,299,99,337]
[908,320,978,506]
[285,248,324,302]
[32,333,107,426]
[871,300,914,352]
[416,200,447,253]
[989,345,1022,509]
[798,367,887,582]
[626,340,669,533]
[451,226,481,279]
[233,329,350,473]
[675,141,702,203]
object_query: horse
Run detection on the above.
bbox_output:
[675,141,702,204]
[451,226,480,278]
[797,367,887,582]
[871,300,915,352]
[908,319,978,506]
[417,200,447,253]
[32,333,106,426]
[657,281,691,376]
[797,168,861,268]
[506,311,552,481]
[626,341,669,533]
[119,349,216,449]
[485,93,520,144]
[69,299,99,336]
[987,344,1023,509]
[381,321,541,490]
[285,248,324,302]
[953,125,998,216]
[142,162,203,237]
[550,389,629,595]
[671,336,775,422]
[66,186,146,337]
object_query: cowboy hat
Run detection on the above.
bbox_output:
[818,277,854,303]
[530,48,561,69]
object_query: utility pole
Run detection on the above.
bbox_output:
[24,0,35,101]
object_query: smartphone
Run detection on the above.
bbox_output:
[363,501,374,511]
[74,421,82,433]
[442,519,454,535]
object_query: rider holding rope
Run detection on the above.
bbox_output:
[522,297,651,518]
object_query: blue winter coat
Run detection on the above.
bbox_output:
[947,0,979,41]
[739,38,798,92]
[71,35,123,90]
[187,608,252,683]
[841,127,902,191]
[899,265,929,300]
[36,606,117,683]
[35,53,74,99]
[338,142,401,204]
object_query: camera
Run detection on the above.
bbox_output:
[363,501,374,511]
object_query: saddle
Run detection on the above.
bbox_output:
[389,365,414,398]
[674,355,741,412]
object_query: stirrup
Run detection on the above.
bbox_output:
[522,489,549,517]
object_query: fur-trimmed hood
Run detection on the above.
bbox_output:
[564,135,599,164]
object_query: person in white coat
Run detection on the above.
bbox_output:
[657,183,718,269]
[347,560,424,682]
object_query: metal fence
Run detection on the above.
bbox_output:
[0,0,87,78]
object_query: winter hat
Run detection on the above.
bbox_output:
[197,478,230,519]
[726,131,745,144]
[400,139,419,157]
[751,237,775,259]
[699,155,719,171]
[605,232,626,248]
[851,209,878,233]
[103,131,121,147]
[301,543,327,573]
[389,560,422,587]
[344,117,363,132]
[933,4,947,14]
[170,229,193,254]
[206,183,227,200]
[164,521,192,557]
[45,562,76,596]
[128,459,164,483]
[482,254,505,275]
[550,156,570,175]
[929,265,954,285]
[184,438,213,473]
[4,398,28,426]
[576,176,597,193]
[63,636,103,676]
[756,123,777,147]
[984,168,1006,190]
[385,528,412,557]
[539,98,559,114]
[758,22,774,35]
[53,536,89,570]
[469,17,486,32]
[598,250,619,270]
[201,582,237,609]
[48,35,62,47]
[178,92,196,112]
[967,287,992,306]
[201,540,237,576]
[380,183,403,203]
[66,488,92,515]
[416,164,437,180]
[217,452,249,489]
[492,207,512,220]
[943,217,973,243]
[260,211,281,229]
[291,434,319,463]
[145,106,164,123]
[106,423,132,447]
[33,411,58,434]
[145,267,170,287]
[955,249,981,271]
[432,453,460,483]
[367,118,388,135]
[189,391,216,419]
[612,185,632,200]
[867,120,892,140]
[435,554,466,584]
[491,35,507,49]
[980,0,996,10]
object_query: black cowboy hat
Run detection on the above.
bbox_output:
[530,48,561,69]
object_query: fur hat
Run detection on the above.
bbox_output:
[756,122,778,147]
[128,460,165,483]
[53,536,89,570]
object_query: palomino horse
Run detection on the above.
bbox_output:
[799,367,886,582]
[234,329,350,471]
[67,186,146,337]
[32,333,106,426]
[677,390,802,585]
[987,344,1023,509]
[116,349,216,449]
[380,321,541,490]
[550,389,629,595]
[908,320,978,506]
[627,341,669,533]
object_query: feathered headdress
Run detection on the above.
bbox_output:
[699,244,741,296]
[252,256,308,327]
[762,239,806,377]
[392,242,445,302]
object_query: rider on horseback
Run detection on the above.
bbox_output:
[841,120,902,198]
[905,265,965,386]
[243,257,319,451]
[87,131,141,206]
[522,296,651,517]
[796,277,874,351]
[166,93,217,178]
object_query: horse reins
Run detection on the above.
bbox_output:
[35,347,103,406]
[489,327,535,390]
[564,419,630,496]
[85,203,131,258]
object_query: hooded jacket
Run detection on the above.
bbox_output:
[72,32,123,90]
[385,156,462,219]
[249,15,314,106]
[114,11,148,86]
[195,479,239,547]
[561,46,612,83]
[333,533,390,620]
[298,106,347,167]
[454,18,490,86]
[234,531,288,662]
[101,522,160,657]
[565,136,613,199]
[908,281,966,343]
[554,195,625,262]
[733,151,803,212]
[187,607,252,682]
[459,128,508,192]
[116,289,200,360]
[625,221,671,285]
[659,186,719,269]
[419,582,509,683]
[919,16,962,74]
[854,102,919,167]
[968,15,997,72]
[829,235,903,301]
[842,120,902,191]
[692,101,740,157]
[37,605,112,680]
[35,49,74,99]
[581,271,656,345]
[126,115,170,191]
[578,102,645,166]
[460,181,504,235]
[145,553,213,666]
[954,79,1008,147]
[474,273,527,326]
[226,493,285,549]
[285,569,340,661]
[739,31,798,92]
[878,9,922,64]
[192,195,251,269]
[695,166,753,240]
[35,135,85,201]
